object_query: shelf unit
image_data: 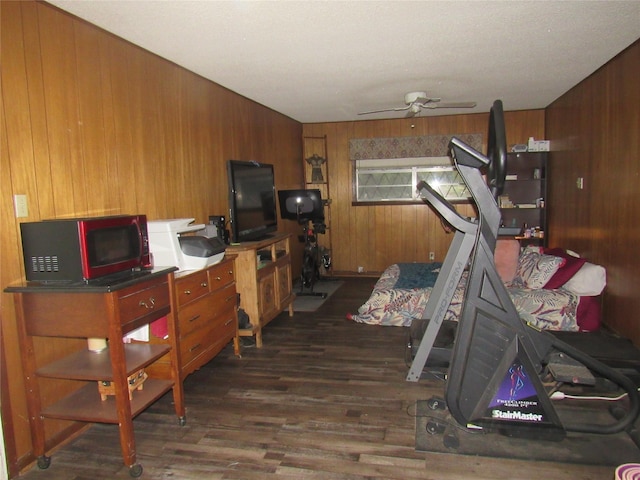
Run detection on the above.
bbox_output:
[6,268,184,477]
[303,135,332,274]
[226,233,294,347]
[499,152,548,246]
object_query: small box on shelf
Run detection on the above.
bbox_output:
[98,369,148,401]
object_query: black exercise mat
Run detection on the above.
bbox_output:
[415,399,640,466]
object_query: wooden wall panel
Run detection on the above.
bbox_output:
[546,40,640,343]
[303,110,545,274]
[0,1,303,472]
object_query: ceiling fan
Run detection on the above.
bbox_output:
[358,91,477,118]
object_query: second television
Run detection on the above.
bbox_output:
[227,160,278,243]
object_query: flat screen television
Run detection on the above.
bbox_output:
[227,160,278,243]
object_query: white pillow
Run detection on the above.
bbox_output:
[563,262,606,296]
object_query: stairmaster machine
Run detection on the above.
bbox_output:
[408,100,639,441]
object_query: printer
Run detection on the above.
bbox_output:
[147,218,226,271]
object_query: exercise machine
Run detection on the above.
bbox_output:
[407,100,518,382]
[278,189,330,298]
[411,100,639,441]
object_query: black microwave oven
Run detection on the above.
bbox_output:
[20,214,151,283]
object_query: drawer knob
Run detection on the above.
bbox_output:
[139,297,155,309]
[215,276,222,281]
[189,343,202,352]
[201,282,208,287]
[184,289,191,295]
[188,314,200,323]
[224,318,234,326]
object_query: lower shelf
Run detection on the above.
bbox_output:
[41,378,174,423]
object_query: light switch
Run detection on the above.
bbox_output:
[14,194,28,217]
[576,177,584,190]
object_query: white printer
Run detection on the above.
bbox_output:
[147,218,225,271]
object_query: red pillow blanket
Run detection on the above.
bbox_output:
[543,247,587,289]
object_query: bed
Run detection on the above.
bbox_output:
[347,245,605,332]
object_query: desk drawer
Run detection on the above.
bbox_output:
[177,283,236,337]
[180,305,237,369]
[175,270,210,307]
[118,280,170,328]
[208,261,235,289]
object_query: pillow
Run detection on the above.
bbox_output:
[510,245,565,289]
[543,247,587,289]
[563,262,607,296]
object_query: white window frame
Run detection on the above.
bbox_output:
[354,156,471,204]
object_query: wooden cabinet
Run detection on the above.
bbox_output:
[499,152,548,246]
[6,268,184,477]
[226,233,295,347]
[143,257,240,380]
[303,135,332,274]
[173,257,240,377]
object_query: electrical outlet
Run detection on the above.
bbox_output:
[14,194,28,218]
[429,252,435,261]
[357,266,364,273]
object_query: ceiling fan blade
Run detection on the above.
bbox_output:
[423,101,477,109]
[358,105,411,115]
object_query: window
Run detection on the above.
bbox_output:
[354,157,471,203]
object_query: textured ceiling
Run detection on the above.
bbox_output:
[48,1,640,123]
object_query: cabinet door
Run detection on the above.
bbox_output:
[258,271,277,321]
[277,262,292,307]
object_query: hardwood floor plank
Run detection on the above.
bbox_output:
[16,277,625,479]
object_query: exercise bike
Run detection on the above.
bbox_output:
[278,189,330,298]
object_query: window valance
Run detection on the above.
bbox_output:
[349,134,483,161]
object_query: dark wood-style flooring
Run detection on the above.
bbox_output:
[18,278,615,479]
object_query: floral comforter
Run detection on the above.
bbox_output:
[347,263,581,331]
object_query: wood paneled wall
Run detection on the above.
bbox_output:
[1,1,303,474]
[3,0,636,475]
[545,40,640,343]
[303,110,545,275]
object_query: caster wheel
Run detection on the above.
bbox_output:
[36,455,51,470]
[178,416,187,427]
[426,420,446,435]
[129,463,143,478]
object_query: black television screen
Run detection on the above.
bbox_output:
[277,189,324,223]
[227,160,278,243]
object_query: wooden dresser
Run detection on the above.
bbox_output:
[145,256,241,381]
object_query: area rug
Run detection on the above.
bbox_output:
[415,399,640,466]
[292,279,344,312]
